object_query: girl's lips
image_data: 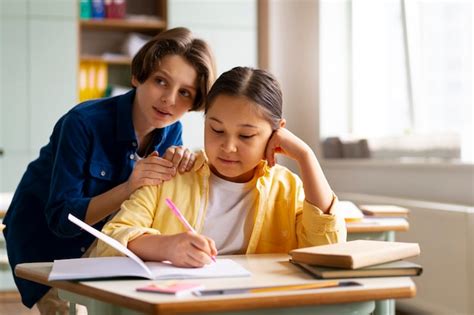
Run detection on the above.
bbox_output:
[218,157,239,164]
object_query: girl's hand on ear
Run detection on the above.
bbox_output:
[163,146,196,173]
[265,128,312,167]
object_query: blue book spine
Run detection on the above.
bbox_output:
[91,0,105,19]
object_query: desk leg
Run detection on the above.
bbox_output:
[58,289,144,315]
[385,231,395,242]
[374,299,395,315]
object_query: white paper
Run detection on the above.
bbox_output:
[49,257,251,281]
[49,257,150,280]
[68,214,153,278]
[48,214,251,281]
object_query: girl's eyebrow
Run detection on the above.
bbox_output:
[209,117,259,129]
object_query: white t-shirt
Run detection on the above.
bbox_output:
[201,172,257,255]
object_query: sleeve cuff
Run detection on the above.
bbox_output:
[302,194,344,235]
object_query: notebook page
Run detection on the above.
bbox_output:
[68,214,153,278]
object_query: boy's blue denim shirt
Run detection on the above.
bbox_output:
[3,89,183,307]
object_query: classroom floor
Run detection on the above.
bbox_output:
[0,291,39,315]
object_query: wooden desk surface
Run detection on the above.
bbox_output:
[346,217,409,233]
[16,254,416,314]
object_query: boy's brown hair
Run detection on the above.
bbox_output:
[132,27,216,111]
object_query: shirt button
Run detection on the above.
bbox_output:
[129,154,135,160]
[80,247,86,253]
[100,170,106,177]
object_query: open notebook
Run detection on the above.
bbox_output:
[48,214,251,281]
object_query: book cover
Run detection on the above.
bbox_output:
[79,0,91,20]
[136,282,204,297]
[289,240,420,269]
[48,214,251,281]
[291,260,423,279]
[91,0,105,19]
[359,204,409,218]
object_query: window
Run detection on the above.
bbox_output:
[320,0,472,162]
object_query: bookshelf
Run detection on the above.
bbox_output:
[78,0,167,101]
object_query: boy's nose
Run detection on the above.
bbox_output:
[161,91,176,106]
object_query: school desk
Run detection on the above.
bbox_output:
[15,253,415,315]
[347,217,409,242]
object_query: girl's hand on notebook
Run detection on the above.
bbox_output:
[128,232,217,268]
[163,232,217,268]
[265,127,312,167]
[163,146,196,173]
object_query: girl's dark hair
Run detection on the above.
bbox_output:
[205,67,283,129]
[132,27,216,111]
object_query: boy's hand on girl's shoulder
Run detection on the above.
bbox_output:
[126,146,196,194]
[163,146,196,173]
[127,152,175,194]
[162,232,217,268]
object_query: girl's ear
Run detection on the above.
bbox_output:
[131,76,139,88]
[279,118,286,128]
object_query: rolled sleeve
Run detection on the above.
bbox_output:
[297,194,347,247]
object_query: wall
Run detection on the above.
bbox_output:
[323,160,474,206]
[0,0,77,191]
[341,193,474,315]
[264,0,473,207]
[168,0,257,151]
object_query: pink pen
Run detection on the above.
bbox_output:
[165,198,217,263]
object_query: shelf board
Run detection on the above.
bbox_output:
[80,18,166,31]
[81,54,132,65]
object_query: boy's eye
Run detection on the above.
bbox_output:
[211,127,224,134]
[155,78,166,86]
[179,89,191,98]
[240,134,256,139]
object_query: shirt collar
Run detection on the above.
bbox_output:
[193,150,270,178]
[116,89,137,142]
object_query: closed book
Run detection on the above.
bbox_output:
[105,0,126,19]
[91,0,105,19]
[359,204,409,218]
[79,0,91,20]
[289,240,420,269]
[291,260,423,279]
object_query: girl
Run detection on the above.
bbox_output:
[96,67,346,267]
[3,27,215,310]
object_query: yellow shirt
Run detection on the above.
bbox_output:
[95,151,347,257]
